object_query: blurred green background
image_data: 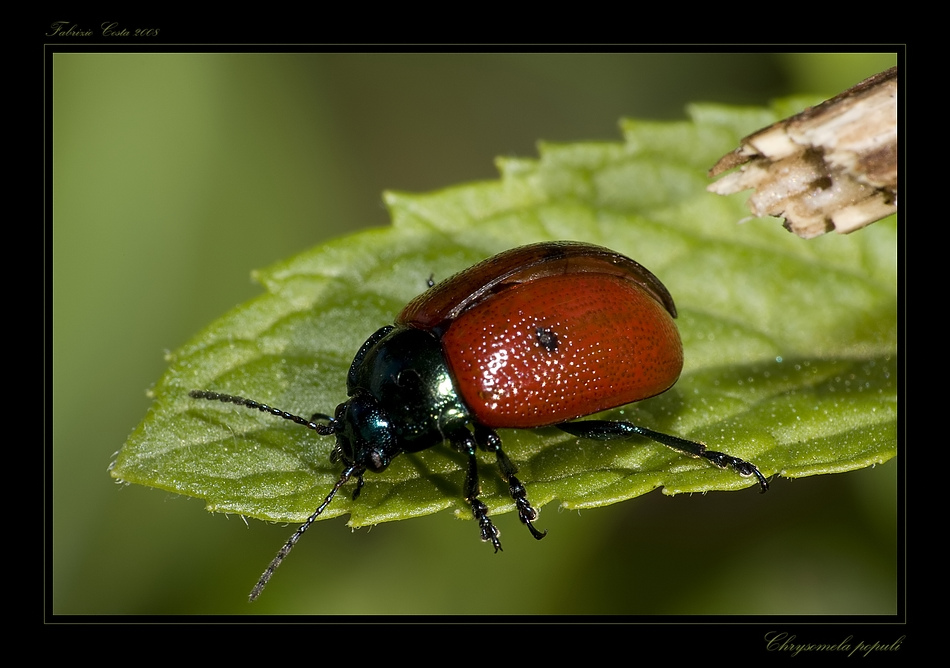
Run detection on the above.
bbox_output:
[52,52,899,615]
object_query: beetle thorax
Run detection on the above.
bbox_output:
[345,325,472,456]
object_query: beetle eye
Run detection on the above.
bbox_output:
[338,393,397,472]
[367,450,388,472]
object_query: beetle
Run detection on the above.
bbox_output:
[190,241,768,600]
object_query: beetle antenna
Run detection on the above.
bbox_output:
[188,390,352,600]
[188,390,335,434]
[249,465,362,602]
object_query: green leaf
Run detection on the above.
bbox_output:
[111,101,897,530]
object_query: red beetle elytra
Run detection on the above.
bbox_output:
[191,241,768,600]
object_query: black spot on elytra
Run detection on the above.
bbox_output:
[535,326,559,352]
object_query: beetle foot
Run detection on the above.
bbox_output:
[484,439,548,542]
[508,474,547,540]
[471,499,503,552]
[522,516,547,540]
[703,450,770,493]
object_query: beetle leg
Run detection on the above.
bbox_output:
[351,471,366,501]
[474,424,548,541]
[450,429,503,552]
[557,420,769,493]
